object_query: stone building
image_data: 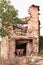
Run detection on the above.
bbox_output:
[1,5,40,60]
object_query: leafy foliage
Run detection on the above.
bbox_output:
[0,28,9,37]
[0,0,22,37]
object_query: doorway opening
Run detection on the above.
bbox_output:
[15,42,27,57]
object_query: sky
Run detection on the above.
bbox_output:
[10,0,43,36]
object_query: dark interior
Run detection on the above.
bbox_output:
[15,43,27,57]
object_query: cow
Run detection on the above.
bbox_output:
[20,49,24,56]
[15,49,24,56]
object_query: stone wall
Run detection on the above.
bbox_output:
[1,5,40,60]
[1,36,8,59]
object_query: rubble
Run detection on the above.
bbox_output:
[1,5,40,61]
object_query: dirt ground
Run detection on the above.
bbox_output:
[0,56,43,65]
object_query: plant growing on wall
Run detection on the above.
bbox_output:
[0,0,22,37]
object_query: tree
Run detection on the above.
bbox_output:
[0,0,22,37]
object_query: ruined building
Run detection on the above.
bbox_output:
[1,5,40,60]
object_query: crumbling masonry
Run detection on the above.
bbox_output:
[1,5,40,60]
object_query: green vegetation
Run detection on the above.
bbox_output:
[39,36,43,56]
[0,0,22,37]
[0,28,9,37]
